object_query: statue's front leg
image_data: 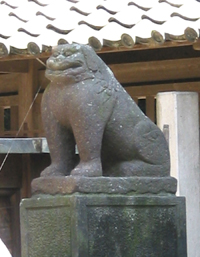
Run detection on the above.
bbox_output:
[68,81,115,177]
[70,120,104,177]
[40,94,77,177]
[69,99,111,177]
[41,122,77,177]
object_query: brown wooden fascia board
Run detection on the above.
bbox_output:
[0,95,18,106]
[0,60,29,73]
[125,81,200,98]
[0,40,196,63]
[109,57,200,84]
[0,73,22,93]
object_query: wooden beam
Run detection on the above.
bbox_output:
[0,155,22,189]
[125,81,200,98]
[0,107,4,133]
[21,154,32,198]
[100,44,200,66]
[100,40,194,54]
[33,93,43,136]
[193,39,200,51]
[18,60,39,136]
[39,57,200,88]
[146,96,155,122]
[0,53,50,62]
[0,95,18,106]
[38,70,49,90]
[10,106,18,131]
[110,58,200,84]
[0,60,29,73]
[0,41,194,62]
[0,73,22,93]
[132,97,138,104]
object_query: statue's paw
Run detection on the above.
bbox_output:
[40,164,66,177]
[71,160,102,177]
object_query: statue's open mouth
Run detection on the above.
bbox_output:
[45,60,85,80]
[46,60,83,71]
[63,61,83,70]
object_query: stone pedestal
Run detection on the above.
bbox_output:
[20,176,187,257]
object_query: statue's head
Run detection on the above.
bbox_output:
[45,44,99,83]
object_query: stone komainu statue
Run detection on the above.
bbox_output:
[41,44,170,177]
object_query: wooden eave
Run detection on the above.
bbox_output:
[0,41,200,86]
[0,40,199,62]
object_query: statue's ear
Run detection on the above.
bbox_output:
[81,45,98,71]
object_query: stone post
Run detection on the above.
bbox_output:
[157,91,200,257]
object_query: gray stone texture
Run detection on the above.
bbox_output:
[20,194,187,257]
[31,176,177,195]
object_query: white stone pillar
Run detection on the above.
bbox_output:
[157,91,200,257]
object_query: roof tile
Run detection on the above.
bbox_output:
[96,0,130,13]
[18,16,50,35]
[162,16,200,36]
[171,2,200,19]
[109,5,146,27]
[70,0,104,14]
[98,22,131,41]
[1,0,28,8]
[33,29,66,47]
[124,19,164,40]
[7,2,43,21]
[0,16,25,37]
[129,0,159,9]
[30,0,55,5]
[78,9,110,28]
[142,3,179,22]
[7,32,38,49]
[48,11,84,30]
[0,0,199,56]
[159,0,189,5]
[0,3,15,16]
[32,1,74,19]
[65,24,99,44]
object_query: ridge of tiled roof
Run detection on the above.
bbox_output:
[0,0,199,57]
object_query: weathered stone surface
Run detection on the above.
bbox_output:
[20,197,71,257]
[20,194,187,257]
[40,43,170,178]
[31,176,177,196]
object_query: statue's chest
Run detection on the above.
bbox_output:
[45,82,82,125]
[48,84,69,105]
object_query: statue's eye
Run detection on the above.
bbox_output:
[64,51,70,57]
[53,52,59,58]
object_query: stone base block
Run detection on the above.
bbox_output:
[31,176,177,195]
[20,194,187,257]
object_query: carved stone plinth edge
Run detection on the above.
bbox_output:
[31,176,177,196]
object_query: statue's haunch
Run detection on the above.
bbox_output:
[41,44,170,177]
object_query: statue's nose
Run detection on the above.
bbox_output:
[47,54,66,68]
[55,54,66,62]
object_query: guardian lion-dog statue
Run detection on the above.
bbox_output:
[41,44,170,177]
